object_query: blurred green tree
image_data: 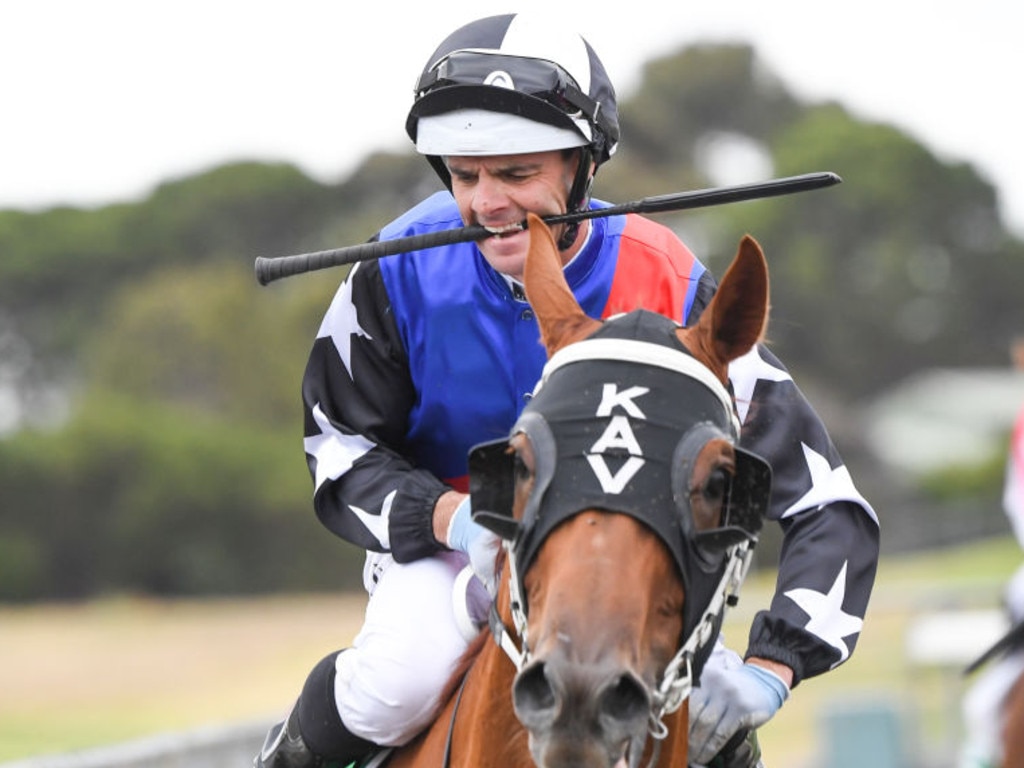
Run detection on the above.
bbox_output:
[2,42,1021,598]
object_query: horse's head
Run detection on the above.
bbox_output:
[469,215,772,768]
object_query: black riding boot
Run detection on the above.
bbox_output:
[254,704,335,768]
[254,652,377,768]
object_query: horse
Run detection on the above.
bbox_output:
[1004,672,1024,767]
[384,214,772,768]
[965,617,1024,767]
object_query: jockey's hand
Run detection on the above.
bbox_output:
[688,644,789,765]
[446,496,501,596]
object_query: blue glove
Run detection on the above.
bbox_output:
[688,644,789,765]
[446,496,500,596]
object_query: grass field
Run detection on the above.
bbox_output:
[1,536,1020,765]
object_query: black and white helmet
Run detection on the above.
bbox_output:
[406,13,620,208]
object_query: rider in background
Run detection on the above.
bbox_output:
[960,337,1024,768]
[254,14,880,768]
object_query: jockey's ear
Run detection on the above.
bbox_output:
[678,235,769,382]
[523,214,601,357]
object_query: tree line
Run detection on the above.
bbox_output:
[1,44,1021,600]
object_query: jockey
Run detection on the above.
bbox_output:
[254,13,879,768]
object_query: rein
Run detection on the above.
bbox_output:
[440,675,469,768]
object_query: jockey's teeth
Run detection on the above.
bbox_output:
[486,223,521,239]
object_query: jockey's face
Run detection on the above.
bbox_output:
[446,150,585,281]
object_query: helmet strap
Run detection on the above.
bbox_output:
[428,155,453,192]
[557,147,595,251]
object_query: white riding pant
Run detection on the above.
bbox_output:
[332,550,483,747]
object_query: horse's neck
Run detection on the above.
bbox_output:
[388,635,527,768]
[449,639,530,767]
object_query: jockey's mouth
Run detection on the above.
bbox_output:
[482,221,526,239]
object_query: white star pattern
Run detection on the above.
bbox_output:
[728,345,792,424]
[784,561,863,665]
[783,443,878,524]
[317,265,371,378]
[348,490,396,550]
[304,402,375,493]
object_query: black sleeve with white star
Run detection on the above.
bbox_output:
[729,344,880,685]
[746,501,879,684]
[301,260,449,563]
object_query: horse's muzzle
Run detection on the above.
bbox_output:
[513,656,651,767]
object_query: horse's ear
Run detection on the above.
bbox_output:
[523,213,602,357]
[678,235,769,381]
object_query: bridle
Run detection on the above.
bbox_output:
[468,315,771,757]
[487,533,755,732]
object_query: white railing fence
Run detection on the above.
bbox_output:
[0,719,270,768]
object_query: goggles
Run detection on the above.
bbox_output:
[412,51,612,143]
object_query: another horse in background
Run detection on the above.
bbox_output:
[965,617,1024,767]
[387,215,772,768]
[1003,671,1024,766]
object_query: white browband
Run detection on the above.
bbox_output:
[536,337,740,434]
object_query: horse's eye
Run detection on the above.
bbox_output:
[702,468,730,504]
[513,453,533,483]
[690,465,732,533]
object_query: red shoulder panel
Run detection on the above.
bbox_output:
[602,215,702,322]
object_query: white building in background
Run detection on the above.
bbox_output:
[866,368,1024,476]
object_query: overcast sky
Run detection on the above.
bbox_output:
[4,1,1022,237]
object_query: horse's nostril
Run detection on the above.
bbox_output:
[599,672,650,725]
[513,661,557,717]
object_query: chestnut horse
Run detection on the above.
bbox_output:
[382,215,772,768]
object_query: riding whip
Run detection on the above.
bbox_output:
[964,618,1024,675]
[254,171,841,285]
